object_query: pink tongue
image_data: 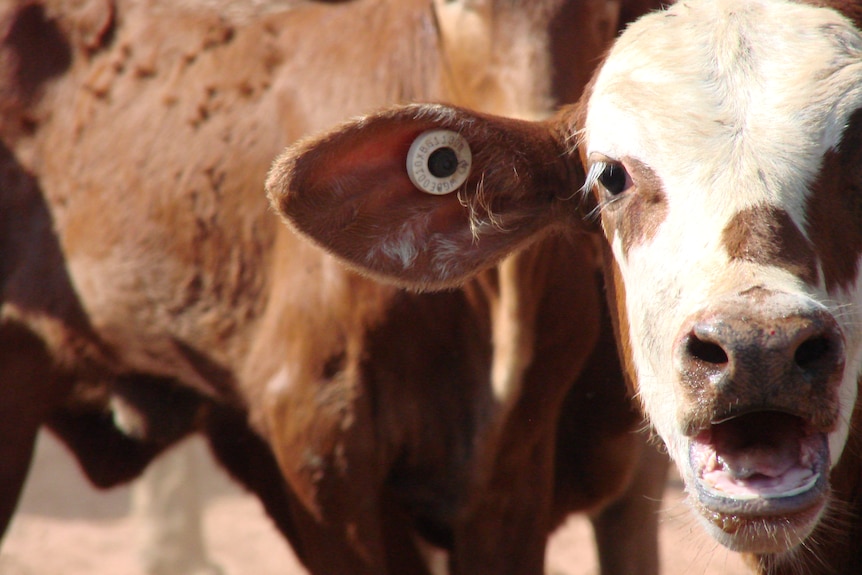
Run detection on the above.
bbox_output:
[711,412,804,477]
[697,412,817,497]
[716,430,800,479]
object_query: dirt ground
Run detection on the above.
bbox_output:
[0,433,749,575]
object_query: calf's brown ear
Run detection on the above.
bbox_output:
[266,103,581,290]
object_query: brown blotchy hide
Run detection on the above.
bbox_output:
[807,109,862,293]
[723,206,818,286]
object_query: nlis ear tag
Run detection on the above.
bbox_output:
[406,129,472,195]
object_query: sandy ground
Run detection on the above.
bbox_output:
[0,433,750,575]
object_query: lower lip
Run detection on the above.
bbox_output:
[687,434,830,550]
[692,489,827,553]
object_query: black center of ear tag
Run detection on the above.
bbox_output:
[407,129,472,195]
[428,147,459,178]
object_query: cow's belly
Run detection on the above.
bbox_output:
[60,236,265,393]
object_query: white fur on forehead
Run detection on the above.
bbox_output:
[585,0,862,213]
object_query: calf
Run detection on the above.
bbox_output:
[270,0,862,572]
[0,1,665,574]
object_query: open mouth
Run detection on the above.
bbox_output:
[688,411,829,549]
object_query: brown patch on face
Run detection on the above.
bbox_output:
[806,108,862,293]
[722,206,818,286]
[613,158,669,256]
[600,241,640,397]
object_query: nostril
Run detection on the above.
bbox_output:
[686,336,729,365]
[794,336,833,369]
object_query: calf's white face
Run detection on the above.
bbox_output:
[580,0,862,554]
[268,0,862,560]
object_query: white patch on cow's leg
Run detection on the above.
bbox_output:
[490,253,536,405]
[111,394,149,439]
[132,438,224,575]
[413,535,450,575]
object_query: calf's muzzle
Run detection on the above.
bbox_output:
[669,288,845,548]
[674,288,844,431]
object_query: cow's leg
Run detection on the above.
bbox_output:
[450,424,558,575]
[278,490,432,575]
[48,376,222,575]
[589,432,668,575]
[132,438,224,575]
[52,410,221,575]
[202,404,303,550]
[204,405,395,574]
[379,498,437,575]
[250,387,431,575]
[0,322,64,538]
[450,244,601,575]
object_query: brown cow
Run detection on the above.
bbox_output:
[270,0,862,573]
[0,1,667,574]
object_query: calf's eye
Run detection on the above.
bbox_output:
[598,163,631,196]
